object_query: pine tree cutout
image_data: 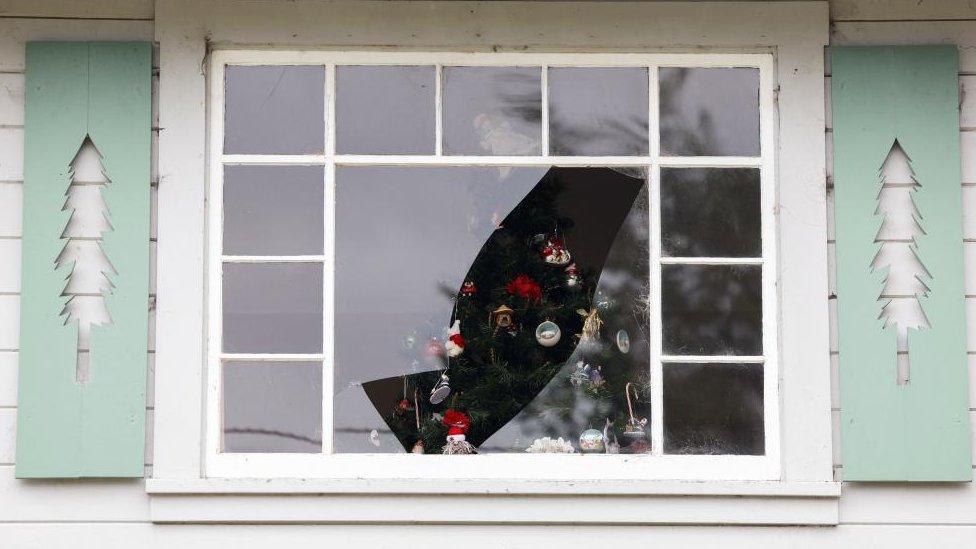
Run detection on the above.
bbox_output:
[56,137,117,383]
[871,140,932,385]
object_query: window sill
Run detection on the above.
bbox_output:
[146,479,840,525]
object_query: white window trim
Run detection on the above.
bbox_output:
[150,0,835,525]
[204,50,779,482]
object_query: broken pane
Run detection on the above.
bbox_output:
[442,66,542,155]
[336,65,436,154]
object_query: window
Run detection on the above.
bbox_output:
[206,52,778,480]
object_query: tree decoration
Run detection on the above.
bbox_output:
[540,235,572,266]
[410,389,425,454]
[490,304,515,331]
[579,428,606,454]
[445,319,466,357]
[506,274,542,302]
[621,382,649,453]
[564,262,582,290]
[576,308,603,344]
[459,281,478,297]
[429,373,451,404]
[441,409,476,454]
[535,320,561,347]
[616,329,630,354]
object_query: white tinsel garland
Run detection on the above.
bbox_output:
[525,436,576,453]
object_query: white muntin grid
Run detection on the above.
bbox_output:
[205,50,779,481]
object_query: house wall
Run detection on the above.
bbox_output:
[0,0,975,546]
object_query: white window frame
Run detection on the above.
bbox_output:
[149,0,836,525]
[205,50,780,482]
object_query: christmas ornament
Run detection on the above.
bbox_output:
[541,236,572,266]
[579,428,606,454]
[622,382,649,452]
[490,304,515,331]
[424,338,445,359]
[525,436,575,453]
[616,329,630,354]
[603,419,620,455]
[429,373,451,404]
[564,263,582,290]
[445,320,466,357]
[369,429,381,447]
[576,308,604,344]
[460,281,478,297]
[506,274,542,302]
[588,364,604,387]
[441,409,476,454]
[535,320,561,347]
[396,377,415,415]
[570,360,591,388]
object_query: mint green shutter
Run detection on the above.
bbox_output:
[16,42,152,478]
[832,46,972,481]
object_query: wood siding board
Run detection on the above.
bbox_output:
[16,41,151,478]
[832,45,972,481]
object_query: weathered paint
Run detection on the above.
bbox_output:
[16,41,151,478]
[832,45,972,481]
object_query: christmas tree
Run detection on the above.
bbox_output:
[872,140,931,385]
[56,137,116,383]
[363,167,650,454]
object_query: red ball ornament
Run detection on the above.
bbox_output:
[425,339,445,358]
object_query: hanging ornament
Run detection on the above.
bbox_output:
[490,304,515,332]
[506,274,542,302]
[424,338,445,359]
[445,320,466,357]
[579,428,606,454]
[588,364,604,387]
[441,409,476,454]
[616,329,631,354]
[622,382,650,453]
[569,360,591,388]
[564,263,582,291]
[459,281,478,297]
[535,320,561,347]
[410,390,425,454]
[541,236,572,266]
[396,376,415,415]
[576,308,604,345]
[429,373,451,404]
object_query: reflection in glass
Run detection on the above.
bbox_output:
[549,67,649,156]
[223,263,323,354]
[442,67,542,156]
[659,67,760,156]
[224,65,325,154]
[222,361,322,453]
[663,362,764,455]
[662,265,762,355]
[336,66,435,154]
[335,167,649,454]
[661,168,761,257]
[223,165,324,256]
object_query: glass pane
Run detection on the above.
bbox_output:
[662,265,762,355]
[548,67,649,156]
[334,166,650,454]
[442,67,542,156]
[336,66,435,154]
[661,168,761,257]
[223,263,323,353]
[223,361,322,453]
[659,67,760,156]
[224,65,325,154]
[664,362,764,455]
[223,165,324,256]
